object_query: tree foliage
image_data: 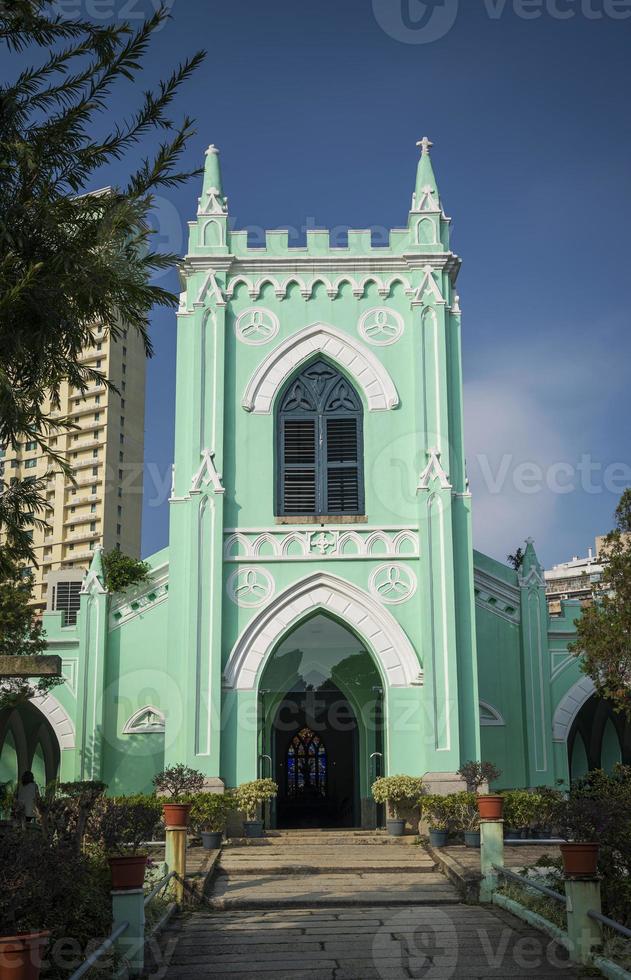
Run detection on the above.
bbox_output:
[0,557,60,706]
[507,547,524,571]
[570,489,631,718]
[0,0,204,566]
[102,548,149,594]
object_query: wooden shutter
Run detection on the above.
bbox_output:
[325,417,360,514]
[281,418,317,514]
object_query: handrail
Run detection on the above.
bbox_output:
[68,920,129,980]
[493,865,565,904]
[144,870,176,907]
[588,909,631,940]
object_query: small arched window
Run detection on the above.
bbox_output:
[276,359,364,517]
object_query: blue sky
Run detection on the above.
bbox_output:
[12,1,631,567]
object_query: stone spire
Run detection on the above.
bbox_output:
[81,544,107,594]
[412,136,440,212]
[198,144,228,215]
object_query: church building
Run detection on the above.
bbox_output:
[1,140,625,825]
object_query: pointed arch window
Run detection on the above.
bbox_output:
[276,359,364,517]
[287,727,327,798]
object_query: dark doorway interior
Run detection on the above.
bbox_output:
[273,685,358,828]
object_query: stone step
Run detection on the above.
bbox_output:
[206,871,460,910]
[224,834,417,847]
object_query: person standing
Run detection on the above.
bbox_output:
[17,770,39,822]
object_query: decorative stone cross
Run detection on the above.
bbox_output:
[417,136,433,156]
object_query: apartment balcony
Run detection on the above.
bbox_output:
[70,492,103,505]
[65,528,100,544]
[69,385,106,402]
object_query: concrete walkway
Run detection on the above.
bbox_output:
[159,833,581,979]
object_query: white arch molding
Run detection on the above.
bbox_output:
[224,571,423,691]
[552,675,596,743]
[242,322,400,414]
[30,692,76,750]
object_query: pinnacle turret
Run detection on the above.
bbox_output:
[412,135,440,212]
[198,144,228,215]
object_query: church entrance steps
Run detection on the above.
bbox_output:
[160,904,582,979]
[207,872,459,911]
[207,840,454,910]
[218,842,438,876]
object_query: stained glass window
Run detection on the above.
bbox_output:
[287,727,327,798]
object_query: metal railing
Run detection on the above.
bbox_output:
[144,870,175,907]
[587,909,631,940]
[68,920,129,980]
[493,865,565,904]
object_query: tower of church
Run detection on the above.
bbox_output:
[165,138,480,814]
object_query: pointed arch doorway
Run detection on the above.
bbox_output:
[258,613,385,829]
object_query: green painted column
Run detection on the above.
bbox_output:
[519,539,555,786]
[111,888,145,976]
[565,877,603,964]
[480,819,504,902]
[75,547,109,781]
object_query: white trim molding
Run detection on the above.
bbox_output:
[30,693,76,750]
[552,676,596,743]
[223,571,423,691]
[123,705,166,735]
[479,700,506,727]
[242,322,400,414]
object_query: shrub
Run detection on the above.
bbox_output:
[420,794,458,831]
[553,766,631,926]
[234,779,278,822]
[501,790,543,831]
[448,791,479,833]
[457,760,502,793]
[37,780,107,854]
[92,796,161,855]
[189,792,235,833]
[153,764,205,800]
[0,828,112,979]
[371,775,425,820]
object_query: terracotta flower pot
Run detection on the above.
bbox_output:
[476,795,504,820]
[560,842,599,877]
[108,854,148,890]
[0,930,50,980]
[162,802,191,829]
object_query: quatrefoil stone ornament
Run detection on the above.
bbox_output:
[227,567,275,608]
[358,308,404,347]
[369,563,417,605]
[235,308,279,346]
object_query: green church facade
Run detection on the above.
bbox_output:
[1,140,622,821]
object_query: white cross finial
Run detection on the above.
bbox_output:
[417,136,433,156]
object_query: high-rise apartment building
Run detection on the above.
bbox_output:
[0,323,146,614]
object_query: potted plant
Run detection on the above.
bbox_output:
[234,779,278,838]
[533,785,565,838]
[421,794,454,847]
[95,797,161,889]
[37,779,107,853]
[451,791,481,847]
[457,760,503,820]
[189,791,235,849]
[153,764,205,828]
[371,775,425,836]
[558,795,604,877]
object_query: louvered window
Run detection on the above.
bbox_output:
[277,360,364,516]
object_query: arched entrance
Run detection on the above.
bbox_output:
[258,613,384,829]
[568,694,630,779]
[0,700,62,788]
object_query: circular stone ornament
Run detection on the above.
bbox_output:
[368,563,417,605]
[358,308,404,347]
[227,567,275,608]
[235,308,280,346]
